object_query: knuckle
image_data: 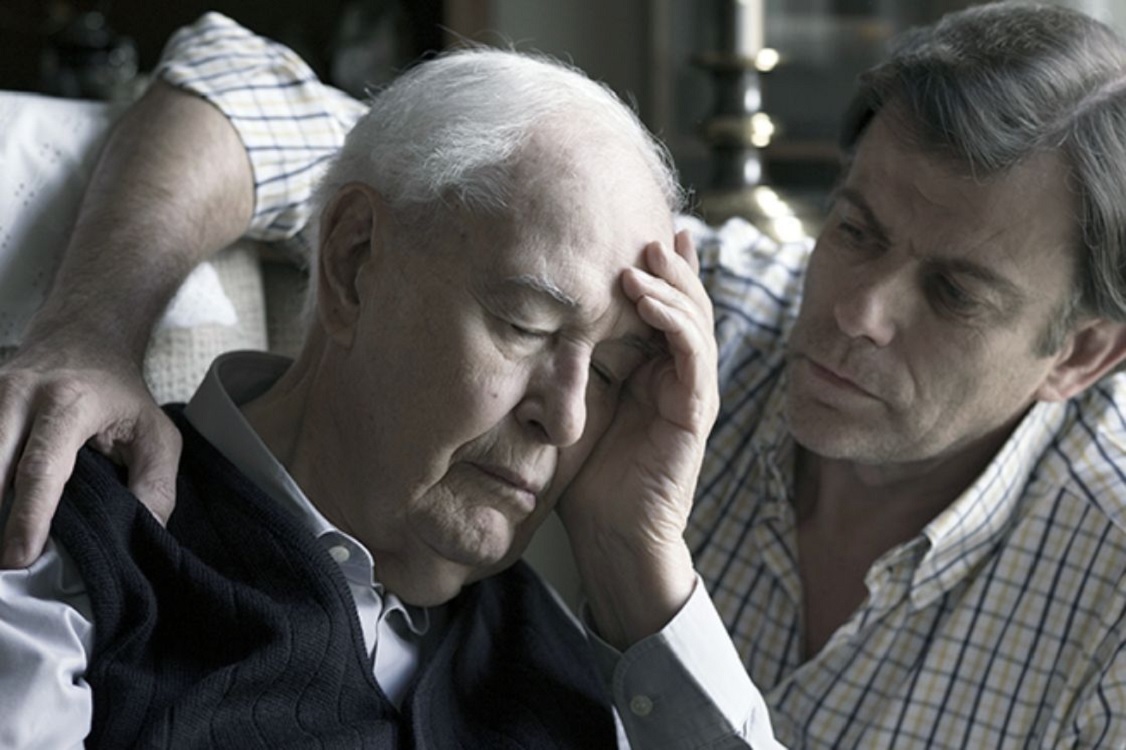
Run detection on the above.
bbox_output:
[137,411,182,457]
[28,383,93,437]
[13,448,60,486]
[98,419,137,446]
[148,476,177,508]
[5,499,45,526]
[42,379,95,416]
[162,428,183,455]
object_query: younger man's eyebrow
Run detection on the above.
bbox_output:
[833,186,892,247]
[834,187,1024,301]
[927,256,1023,299]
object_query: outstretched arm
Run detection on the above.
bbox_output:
[0,79,253,567]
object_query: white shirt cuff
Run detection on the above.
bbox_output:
[584,573,785,749]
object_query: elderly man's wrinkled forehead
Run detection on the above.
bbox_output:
[497,122,676,242]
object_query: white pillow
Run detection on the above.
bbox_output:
[0,90,237,347]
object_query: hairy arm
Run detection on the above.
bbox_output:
[34,80,254,364]
[0,80,253,567]
[0,9,364,568]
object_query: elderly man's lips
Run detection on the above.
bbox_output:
[470,463,542,511]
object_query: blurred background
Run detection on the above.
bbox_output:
[3,0,1124,235]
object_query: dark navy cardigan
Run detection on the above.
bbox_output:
[51,407,615,749]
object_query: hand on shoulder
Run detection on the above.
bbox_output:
[0,330,180,568]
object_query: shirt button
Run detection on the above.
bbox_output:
[328,545,351,563]
[629,695,653,717]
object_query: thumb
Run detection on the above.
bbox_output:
[123,410,182,524]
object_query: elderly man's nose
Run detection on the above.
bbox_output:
[520,356,589,446]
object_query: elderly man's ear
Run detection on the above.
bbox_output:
[1037,317,1126,402]
[316,183,388,348]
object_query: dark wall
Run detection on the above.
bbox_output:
[0,0,443,96]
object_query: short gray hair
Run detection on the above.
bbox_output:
[314,46,684,226]
[840,1,1126,351]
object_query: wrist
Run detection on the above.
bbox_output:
[18,303,148,375]
[570,527,697,650]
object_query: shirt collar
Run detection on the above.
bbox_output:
[184,350,429,636]
[909,399,1068,607]
[752,366,1072,608]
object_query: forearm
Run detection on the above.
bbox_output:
[25,80,253,363]
[0,11,358,567]
[27,9,365,361]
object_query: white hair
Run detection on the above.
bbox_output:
[312,46,684,227]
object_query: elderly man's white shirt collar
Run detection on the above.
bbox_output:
[185,351,429,630]
[183,351,431,686]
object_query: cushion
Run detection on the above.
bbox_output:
[0,90,268,402]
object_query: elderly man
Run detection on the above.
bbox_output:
[3,2,1126,748]
[0,32,721,749]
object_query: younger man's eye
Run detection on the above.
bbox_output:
[930,275,980,316]
[836,220,865,244]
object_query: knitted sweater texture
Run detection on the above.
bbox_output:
[52,407,614,749]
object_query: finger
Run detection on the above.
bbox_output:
[626,251,717,373]
[632,290,718,431]
[625,291,715,395]
[123,410,181,524]
[0,377,35,507]
[640,240,712,320]
[674,229,700,275]
[2,398,93,567]
[622,263,715,344]
[634,292,716,381]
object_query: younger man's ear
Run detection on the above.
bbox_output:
[316,182,387,348]
[1038,318,1126,402]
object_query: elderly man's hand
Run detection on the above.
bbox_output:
[558,230,718,649]
[0,337,180,568]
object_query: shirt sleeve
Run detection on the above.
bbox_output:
[0,538,94,750]
[585,575,788,750]
[154,12,367,242]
